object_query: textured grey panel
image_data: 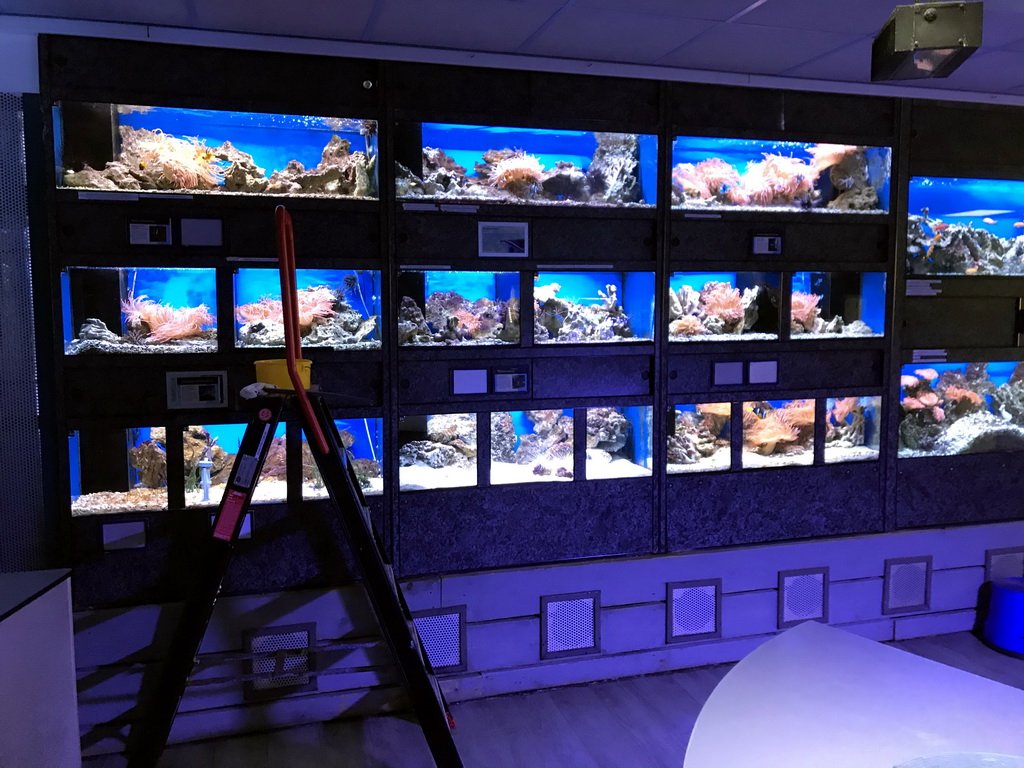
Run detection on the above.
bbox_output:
[884,556,931,614]
[414,610,463,670]
[778,567,829,628]
[986,547,1024,582]
[546,598,595,653]
[671,584,716,636]
[0,94,45,573]
[245,623,317,698]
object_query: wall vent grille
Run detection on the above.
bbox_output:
[413,606,467,673]
[986,547,1024,582]
[541,591,600,659]
[244,623,317,700]
[778,567,829,629]
[667,579,721,643]
[884,556,932,614]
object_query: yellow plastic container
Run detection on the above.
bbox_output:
[254,358,311,390]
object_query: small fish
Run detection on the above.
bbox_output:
[1015,222,1024,228]
[983,217,998,225]
[932,222,949,233]
[965,267,979,274]
[139,160,147,170]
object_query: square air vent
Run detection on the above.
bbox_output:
[243,623,317,700]
[541,591,600,660]
[986,546,1024,582]
[666,579,722,643]
[778,567,829,629]
[413,606,467,673]
[883,556,932,615]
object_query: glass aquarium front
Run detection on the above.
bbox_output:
[55,103,377,198]
[668,403,732,474]
[398,270,519,346]
[907,176,1024,275]
[742,400,815,469]
[396,123,657,207]
[585,406,652,480]
[302,418,384,498]
[668,272,780,341]
[534,272,655,344]
[399,413,477,491]
[491,410,574,484]
[671,136,890,213]
[824,397,881,463]
[70,427,167,515]
[183,423,286,507]
[235,268,380,349]
[899,361,1024,457]
[64,267,216,355]
[790,272,886,339]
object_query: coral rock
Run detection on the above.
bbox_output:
[586,407,630,452]
[399,441,460,469]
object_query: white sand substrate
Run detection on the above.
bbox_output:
[667,450,732,474]
[399,464,477,491]
[823,446,879,463]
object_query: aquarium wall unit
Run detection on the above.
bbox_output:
[491,410,574,484]
[54,102,378,199]
[907,177,1024,276]
[668,273,780,341]
[534,272,655,344]
[63,267,217,355]
[303,419,384,498]
[898,361,1024,459]
[585,406,652,480]
[234,268,381,350]
[399,413,477,491]
[395,122,657,207]
[825,397,881,464]
[668,403,731,474]
[70,427,167,515]
[671,136,890,214]
[398,270,520,346]
[790,272,886,339]
[183,423,286,507]
[742,400,815,469]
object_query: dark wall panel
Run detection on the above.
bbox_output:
[897,453,1024,528]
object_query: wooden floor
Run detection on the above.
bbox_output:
[83,631,1024,768]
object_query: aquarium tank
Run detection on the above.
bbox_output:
[302,418,384,498]
[668,272,780,341]
[395,122,657,207]
[584,406,652,480]
[491,410,574,484]
[790,272,886,339]
[668,403,732,474]
[54,102,378,198]
[398,270,519,346]
[183,423,287,507]
[399,413,477,491]
[671,136,890,213]
[825,397,881,463]
[234,268,380,349]
[742,400,816,469]
[899,361,1024,457]
[533,272,655,344]
[70,427,167,515]
[907,176,1024,275]
[63,267,217,355]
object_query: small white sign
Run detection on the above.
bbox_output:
[479,221,529,257]
[166,371,227,409]
[452,369,488,395]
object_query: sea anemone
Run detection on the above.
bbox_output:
[121,293,215,343]
[790,291,822,332]
[669,315,707,337]
[743,405,799,456]
[487,151,545,198]
[699,282,743,324]
[829,397,859,424]
[235,286,337,333]
[671,163,711,199]
[807,143,860,175]
[694,158,740,197]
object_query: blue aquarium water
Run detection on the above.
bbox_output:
[400,122,657,206]
[399,270,520,345]
[899,361,1024,457]
[302,419,384,497]
[585,405,653,480]
[669,272,781,341]
[57,103,377,197]
[70,426,168,515]
[668,402,732,474]
[64,267,217,354]
[187,423,287,506]
[234,268,380,349]
[491,410,575,484]
[534,271,655,343]
[824,396,880,463]
[790,271,886,338]
[671,136,890,213]
[742,399,816,469]
[907,177,1024,275]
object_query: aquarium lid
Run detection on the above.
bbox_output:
[872,1,982,81]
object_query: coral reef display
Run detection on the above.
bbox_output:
[236,284,379,350]
[585,406,652,479]
[303,419,384,498]
[899,362,1024,457]
[399,414,478,490]
[742,400,816,469]
[491,410,575,484]
[59,106,378,198]
[906,176,1024,275]
[789,272,886,339]
[399,271,519,346]
[824,397,880,463]
[534,276,652,343]
[667,403,732,473]
[671,138,890,213]
[668,275,780,341]
[395,124,654,207]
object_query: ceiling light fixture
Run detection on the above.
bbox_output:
[871,1,983,81]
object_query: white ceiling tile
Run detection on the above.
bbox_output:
[738,0,897,34]
[656,22,862,76]
[571,0,758,23]
[194,0,378,39]
[365,0,567,52]
[517,6,716,62]
[0,0,195,26]
[985,11,1024,49]
[781,36,873,81]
